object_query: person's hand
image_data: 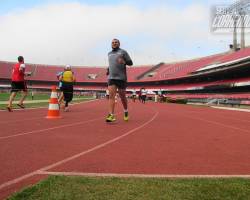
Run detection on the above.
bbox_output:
[117,56,126,64]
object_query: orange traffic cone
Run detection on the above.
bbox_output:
[46,86,61,119]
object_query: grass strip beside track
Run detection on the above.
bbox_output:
[7,176,250,200]
[0,97,94,110]
[0,93,50,101]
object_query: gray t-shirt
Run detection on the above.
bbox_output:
[108,48,132,81]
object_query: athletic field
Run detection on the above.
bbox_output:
[1,99,250,199]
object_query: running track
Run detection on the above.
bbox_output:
[1,100,250,199]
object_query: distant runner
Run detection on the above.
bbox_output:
[7,56,28,112]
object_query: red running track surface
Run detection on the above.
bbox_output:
[1,100,250,199]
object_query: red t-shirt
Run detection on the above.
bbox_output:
[12,63,25,81]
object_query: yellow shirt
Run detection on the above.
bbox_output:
[62,71,74,82]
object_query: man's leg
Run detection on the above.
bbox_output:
[108,85,117,115]
[64,86,73,112]
[106,85,117,122]
[7,92,17,109]
[18,90,28,105]
[58,92,64,104]
[118,89,129,121]
[118,89,128,110]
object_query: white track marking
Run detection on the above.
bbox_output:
[182,110,250,123]
[0,107,123,140]
[39,111,158,172]
[0,100,98,124]
[0,99,97,112]
[0,110,158,191]
[0,106,47,112]
[212,106,250,112]
[214,115,250,123]
[0,117,42,124]
[38,171,250,179]
[179,114,250,135]
[0,117,104,140]
[0,172,39,191]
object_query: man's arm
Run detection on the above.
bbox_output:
[123,51,133,66]
[126,59,133,66]
[19,64,25,72]
[19,64,26,76]
[59,74,63,81]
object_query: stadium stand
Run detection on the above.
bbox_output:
[1,46,250,105]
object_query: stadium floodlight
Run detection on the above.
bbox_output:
[225,0,250,50]
[232,15,239,51]
[239,9,246,49]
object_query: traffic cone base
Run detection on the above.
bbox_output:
[46,110,61,119]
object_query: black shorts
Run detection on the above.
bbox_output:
[11,81,27,92]
[62,82,74,102]
[108,79,127,89]
[141,95,146,101]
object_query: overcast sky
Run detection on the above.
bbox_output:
[0,0,248,66]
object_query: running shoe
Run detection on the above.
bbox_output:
[17,104,25,109]
[7,106,13,112]
[124,111,129,121]
[106,114,116,122]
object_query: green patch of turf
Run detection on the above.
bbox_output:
[0,93,50,101]
[0,97,94,110]
[7,176,250,200]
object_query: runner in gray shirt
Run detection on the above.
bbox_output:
[106,38,133,122]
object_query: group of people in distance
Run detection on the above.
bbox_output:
[6,56,76,112]
[6,38,135,123]
[130,88,147,104]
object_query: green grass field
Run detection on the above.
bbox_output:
[0,93,94,110]
[0,93,50,101]
[7,176,250,200]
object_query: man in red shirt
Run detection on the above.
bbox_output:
[7,56,28,112]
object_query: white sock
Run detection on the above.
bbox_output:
[124,109,128,113]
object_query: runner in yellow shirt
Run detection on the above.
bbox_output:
[59,65,76,112]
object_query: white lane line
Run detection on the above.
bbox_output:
[181,114,250,135]
[0,110,158,191]
[0,106,122,140]
[39,111,158,172]
[0,117,42,124]
[0,100,98,124]
[38,171,250,179]
[181,110,250,123]
[0,99,97,112]
[0,117,104,140]
[215,116,250,123]
[0,106,47,112]
[212,106,250,112]
[0,171,39,191]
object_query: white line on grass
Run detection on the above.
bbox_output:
[38,171,250,179]
[0,99,97,112]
